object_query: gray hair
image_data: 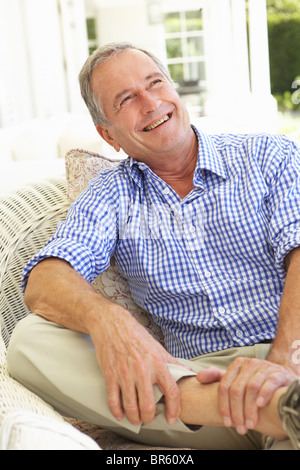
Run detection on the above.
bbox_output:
[79,42,173,127]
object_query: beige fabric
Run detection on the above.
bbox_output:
[7,313,275,450]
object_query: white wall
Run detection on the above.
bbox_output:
[94,0,166,63]
[0,0,89,129]
[0,0,278,163]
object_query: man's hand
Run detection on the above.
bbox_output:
[196,357,295,434]
[24,259,187,427]
[90,304,186,426]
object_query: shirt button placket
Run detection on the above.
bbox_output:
[236,329,244,339]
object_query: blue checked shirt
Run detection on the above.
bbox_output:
[22,127,300,359]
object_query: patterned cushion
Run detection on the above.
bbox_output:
[65,148,121,202]
[64,149,164,344]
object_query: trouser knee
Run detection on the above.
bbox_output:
[6,314,36,384]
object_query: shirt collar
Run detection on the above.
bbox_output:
[128,157,148,188]
[192,125,228,182]
[127,125,228,187]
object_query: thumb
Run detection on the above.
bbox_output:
[196,366,225,384]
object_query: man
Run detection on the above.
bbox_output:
[7,42,300,450]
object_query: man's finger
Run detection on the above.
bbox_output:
[137,379,157,424]
[242,368,268,430]
[159,373,181,425]
[106,382,124,422]
[121,386,141,425]
[218,358,243,427]
[256,370,293,408]
[197,366,225,384]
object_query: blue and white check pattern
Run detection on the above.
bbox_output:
[23,127,300,359]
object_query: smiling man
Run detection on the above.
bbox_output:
[7,42,300,450]
[91,47,198,199]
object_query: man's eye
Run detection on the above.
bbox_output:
[120,96,132,106]
[150,79,162,87]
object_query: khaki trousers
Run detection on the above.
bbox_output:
[6,314,289,450]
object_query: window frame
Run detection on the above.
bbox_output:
[163,6,206,86]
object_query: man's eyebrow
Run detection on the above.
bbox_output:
[113,73,165,108]
[145,72,164,81]
[113,88,132,108]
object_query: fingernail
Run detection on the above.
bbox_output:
[246,419,254,429]
[168,417,178,425]
[256,396,265,407]
[236,424,247,435]
[223,417,232,427]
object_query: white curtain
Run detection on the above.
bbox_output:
[0,0,88,128]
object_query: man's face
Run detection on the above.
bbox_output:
[91,48,191,168]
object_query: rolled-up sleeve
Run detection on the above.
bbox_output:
[22,173,120,291]
[266,137,300,268]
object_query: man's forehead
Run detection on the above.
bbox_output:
[97,48,159,77]
[92,49,161,99]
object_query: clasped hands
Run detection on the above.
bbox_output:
[197,356,295,434]
[92,307,295,434]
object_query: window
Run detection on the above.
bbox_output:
[86,17,98,55]
[164,7,206,116]
[164,8,205,84]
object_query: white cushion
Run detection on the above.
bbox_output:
[0,412,100,450]
[0,335,100,450]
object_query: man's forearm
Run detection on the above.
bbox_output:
[24,257,185,426]
[267,246,300,375]
[23,257,116,335]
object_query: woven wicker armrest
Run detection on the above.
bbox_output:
[0,177,69,347]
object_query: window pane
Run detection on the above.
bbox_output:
[185,9,203,31]
[188,61,205,81]
[86,18,97,40]
[89,45,98,55]
[168,63,184,83]
[166,38,182,59]
[187,37,204,57]
[164,12,181,33]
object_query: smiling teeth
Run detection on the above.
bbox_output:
[144,115,170,132]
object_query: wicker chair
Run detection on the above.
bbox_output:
[0,177,69,348]
[0,164,172,450]
[0,177,103,449]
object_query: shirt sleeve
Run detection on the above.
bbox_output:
[22,174,119,291]
[265,136,300,268]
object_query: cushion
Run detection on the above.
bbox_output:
[0,412,100,450]
[65,148,122,203]
[65,149,164,344]
[0,335,99,450]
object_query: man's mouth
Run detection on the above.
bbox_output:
[143,114,171,132]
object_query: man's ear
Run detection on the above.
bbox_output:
[96,125,121,152]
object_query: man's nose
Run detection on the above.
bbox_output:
[140,91,161,114]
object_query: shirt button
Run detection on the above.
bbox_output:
[204,270,211,278]
[189,225,196,233]
[236,329,243,338]
[218,307,226,314]
[163,188,170,195]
